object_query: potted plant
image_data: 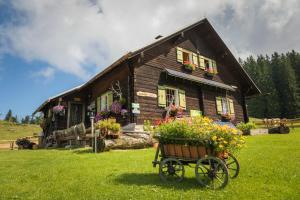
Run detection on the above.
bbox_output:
[95,118,121,139]
[154,116,245,158]
[183,61,196,71]
[53,105,65,116]
[221,113,232,122]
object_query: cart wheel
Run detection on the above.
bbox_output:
[195,156,229,189]
[159,158,184,183]
[224,153,240,178]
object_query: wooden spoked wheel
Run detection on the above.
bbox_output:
[159,158,185,182]
[224,153,240,178]
[195,156,229,189]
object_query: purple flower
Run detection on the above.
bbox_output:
[110,101,122,114]
[121,109,128,116]
[53,105,64,113]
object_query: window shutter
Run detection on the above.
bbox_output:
[228,99,235,114]
[100,95,106,111]
[199,55,205,69]
[208,59,214,73]
[107,92,113,109]
[97,97,101,113]
[179,89,186,109]
[158,86,166,107]
[216,97,222,114]
[192,53,198,67]
[212,60,218,74]
[176,47,183,63]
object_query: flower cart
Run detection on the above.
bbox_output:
[151,117,243,189]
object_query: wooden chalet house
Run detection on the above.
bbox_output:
[34,18,260,136]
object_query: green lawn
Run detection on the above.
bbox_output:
[0,120,41,141]
[0,130,300,200]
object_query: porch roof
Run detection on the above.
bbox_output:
[165,68,235,91]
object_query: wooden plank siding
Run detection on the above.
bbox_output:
[133,29,246,124]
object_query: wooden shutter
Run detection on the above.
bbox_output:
[179,89,186,109]
[208,59,214,73]
[228,99,235,114]
[107,92,113,109]
[212,60,218,74]
[100,94,106,111]
[199,55,205,69]
[97,97,101,113]
[158,86,166,107]
[176,47,183,63]
[216,97,222,114]
[192,53,198,67]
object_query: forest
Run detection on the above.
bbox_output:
[242,50,300,119]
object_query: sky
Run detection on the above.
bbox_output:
[0,0,300,119]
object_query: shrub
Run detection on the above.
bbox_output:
[143,120,153,132]
[236,122,256,133]
[95,118,121,134]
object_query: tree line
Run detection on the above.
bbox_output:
[241,50,300,119]
[3,109,42,125]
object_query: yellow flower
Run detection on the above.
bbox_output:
[219,144,224,148]
[212,136,217,141]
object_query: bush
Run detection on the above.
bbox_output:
[95,118,121,134]
[154,116,245,153]
[236,122,256,133]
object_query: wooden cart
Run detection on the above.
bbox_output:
[152,138,240,189]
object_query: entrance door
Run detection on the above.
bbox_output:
[69,103,83,127]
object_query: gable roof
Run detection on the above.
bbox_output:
[33,18,260,114]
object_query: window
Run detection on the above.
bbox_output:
[158,86,186,109]
[165,87,178,107]
[182,51,190,63]
[216,97,235,115]
[204,59,210,72]
[99,91,113,111]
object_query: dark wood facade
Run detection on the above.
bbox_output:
[35,19,260,133]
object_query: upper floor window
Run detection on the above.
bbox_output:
[176,46,218,74]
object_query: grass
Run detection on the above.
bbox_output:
[0,131,300,200]
[0,120,41,141]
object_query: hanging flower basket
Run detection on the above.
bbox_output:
[53,105,65,116]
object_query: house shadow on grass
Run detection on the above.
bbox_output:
[114,172,203,190]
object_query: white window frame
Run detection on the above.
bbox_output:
[165,86,179,108]
[100,92,111,111]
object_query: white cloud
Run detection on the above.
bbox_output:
[32,67,55,79]
[0,0,300,79]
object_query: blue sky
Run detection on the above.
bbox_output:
[0,0,300,120]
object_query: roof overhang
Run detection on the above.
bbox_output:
[165,68,235,91]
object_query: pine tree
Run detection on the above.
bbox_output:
[4,109,13,122]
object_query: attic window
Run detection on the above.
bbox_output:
[182,51,190,63]
[204,59,210,71]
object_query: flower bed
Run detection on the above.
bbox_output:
[154,116,245,156]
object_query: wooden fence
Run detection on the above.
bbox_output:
[251,118,300,129]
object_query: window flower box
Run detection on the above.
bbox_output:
[183,61,196,71]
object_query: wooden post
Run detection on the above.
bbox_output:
[90,116,95,153]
